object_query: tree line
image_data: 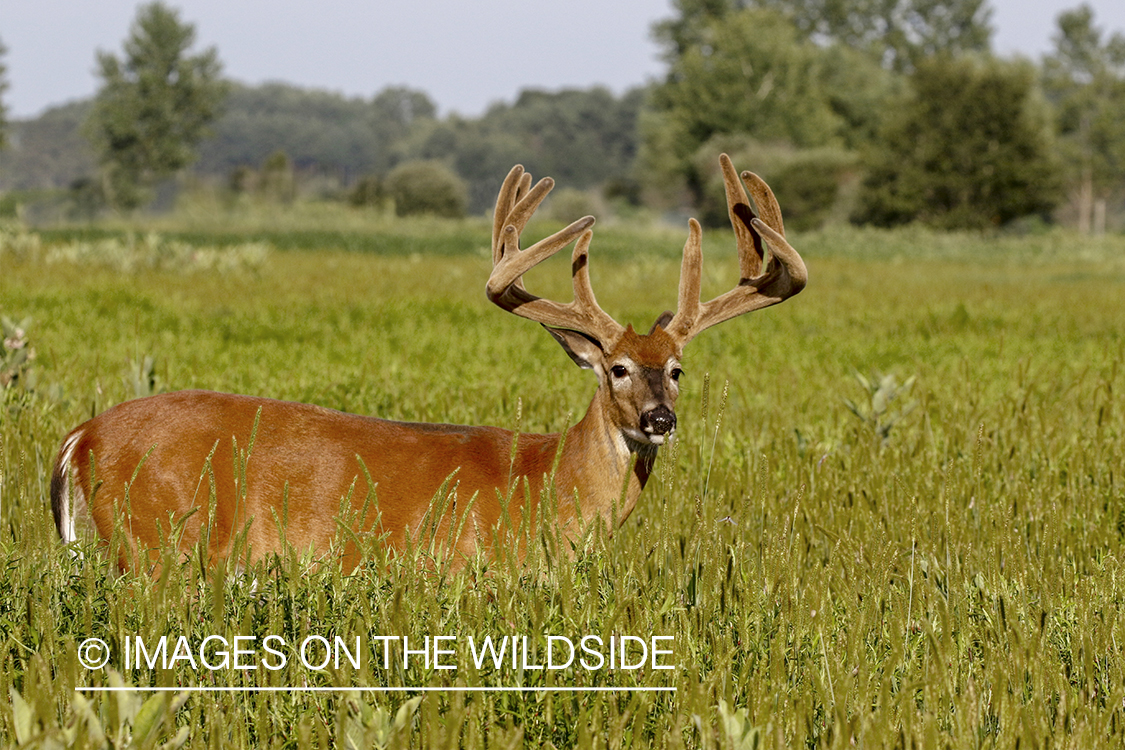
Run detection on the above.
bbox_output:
[1,0,1123,231]
[647,0,1124,231]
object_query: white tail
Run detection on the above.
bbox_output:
[49,154,806,573]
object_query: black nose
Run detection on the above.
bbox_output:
[641,406,677,436]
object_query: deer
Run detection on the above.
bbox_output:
[49,154,806,574]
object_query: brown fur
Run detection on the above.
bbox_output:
[51,326,673,573]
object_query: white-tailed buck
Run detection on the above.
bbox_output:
[50,154,806,573]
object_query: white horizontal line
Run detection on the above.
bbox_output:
[77,686,676,693]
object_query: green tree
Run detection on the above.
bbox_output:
[199,83,377,178]
[1041,4,1125,233]
[652,8,843,150]
[819,43,906,147]
[259,150,295,203]
[749,0,992,71]
[386,160,467,218]
[658,0,993,72]
[644,6,894,209]
[855,55,1061,229]
[395,87,643,213]
[349,174,386,210]
[481,88,643,188]
[393,115,525,212]
[86,2,227,209]
[369,86,436,174]
[0,101,96,192]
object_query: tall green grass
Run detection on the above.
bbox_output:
[2,222,1125,747]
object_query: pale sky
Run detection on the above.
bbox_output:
[3,0,1125,120]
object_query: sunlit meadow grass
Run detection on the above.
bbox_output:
[1,218,1125,747]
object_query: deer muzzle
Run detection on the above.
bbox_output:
[640,406,677,444]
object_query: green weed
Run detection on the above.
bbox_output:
[1,223,1125,747]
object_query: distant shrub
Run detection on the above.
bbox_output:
[228,165,258,195]
[545,187,603,224]
[770,159,855,231]
[349,174,387,210]
[260,150,296,203]
[386,161,468,219]
[603,177,643,207]
[68,177,107,220]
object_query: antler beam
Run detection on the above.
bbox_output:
[486,165,624,346]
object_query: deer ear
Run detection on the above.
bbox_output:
[544,326,603,370]
[650,310,674,334]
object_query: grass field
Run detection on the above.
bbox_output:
[2,214,1125,748]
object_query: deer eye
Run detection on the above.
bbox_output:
[610,365,629,379]
[671,367,684,381]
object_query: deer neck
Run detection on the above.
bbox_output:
[556,386,659,531]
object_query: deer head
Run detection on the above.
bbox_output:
[486,153,807,453]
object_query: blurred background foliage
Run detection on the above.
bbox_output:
[1,0,1124,233]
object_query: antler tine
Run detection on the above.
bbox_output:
[720,153,765,280]
[489,216,594,299]
[741,169,784,237]
[491,165,537,266]
[666,154,807,346]
[742,170,806,292]
[565,229,624,343]
[667,218,703,341]
[487,167,624,345]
